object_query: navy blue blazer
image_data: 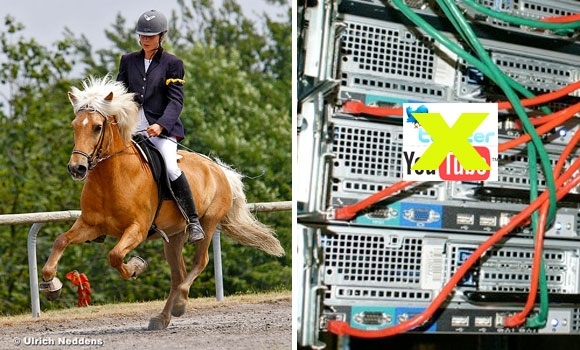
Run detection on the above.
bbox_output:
[117,47,186,139]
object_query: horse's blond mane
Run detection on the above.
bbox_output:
[69,74,138,141]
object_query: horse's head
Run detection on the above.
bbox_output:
[67,92,113,181]
[66,75,138,181]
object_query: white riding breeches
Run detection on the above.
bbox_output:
[148,135,182,181]
[136,108,182,181]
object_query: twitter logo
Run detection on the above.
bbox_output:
[405,105,429,124]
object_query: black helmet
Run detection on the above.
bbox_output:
[136,9,167,36]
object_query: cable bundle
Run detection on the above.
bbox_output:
[327,0,580,337]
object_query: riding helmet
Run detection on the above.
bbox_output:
[136,9,168,36]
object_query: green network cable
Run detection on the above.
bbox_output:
[435,0,552,116]
[438,0,551,327]
[388,0,558,221]
[438,0,552,328]
[391,0,558,328]
[523,142,549,328]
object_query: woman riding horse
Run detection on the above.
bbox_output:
[39,75,284,330]
[117,9,204,243]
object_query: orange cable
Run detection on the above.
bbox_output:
[334,102,580,220]
[503,120,580,327]
[499,102,580,152]
[327,16,580,341]
[327,166,580,337]
[328,99,580,335]
[504,201,548,327]
[541,14,580,23]
[496,80,580,110]
[334,181,416,220]
[340,80,580,117]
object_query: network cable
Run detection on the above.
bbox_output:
[439,0,553,326]
[326,0,580,337]
[340,80,580,118]
[328,158,580,337]
[459,0,580,32]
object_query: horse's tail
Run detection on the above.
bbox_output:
[218,162,285,257]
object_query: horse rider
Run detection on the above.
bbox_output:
[116,9,205,243]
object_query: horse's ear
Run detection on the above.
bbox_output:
[104,92,114,101]
[68,92,77,105]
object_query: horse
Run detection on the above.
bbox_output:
[39,75,285,330]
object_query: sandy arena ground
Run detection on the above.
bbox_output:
[0,292,291,350]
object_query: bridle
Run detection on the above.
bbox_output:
[71,106,129,170]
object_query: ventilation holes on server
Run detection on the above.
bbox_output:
[332,125,403,179]
[572,308,580,332]
[335,286,431,301]
[523,2,572,18]
[323,233,423,285]
[342,21,436,81]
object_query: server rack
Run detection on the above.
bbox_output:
[296,1,580,348]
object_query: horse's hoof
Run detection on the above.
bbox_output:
[45,289,63,301]
[171,302,187,317]
[127,256,148,279]
[39,277,63,301]
[147,315,168,330]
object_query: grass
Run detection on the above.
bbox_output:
[0,290,291,326]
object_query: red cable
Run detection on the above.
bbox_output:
[334,181,415,220]
[518,100,580,128]
[327,14,580,341]
[504,201,548,327]
[499,101,580,152]
[525,113,560,127]
[328,94,580,336]
[329,145,580,336]
[334,102,580,221]
[504,119,580,327]
[341,101,402,117]
[340,80,580,117]
[327,166,580,337]
[541,14,580,23]
[496,80,580,110]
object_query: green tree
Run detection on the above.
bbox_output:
[0,15,86,312]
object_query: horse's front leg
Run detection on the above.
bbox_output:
[40,218,102,300]
[108,223,148,280]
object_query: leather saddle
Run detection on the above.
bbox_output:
[132,134,178,241]
[132,133,174,202]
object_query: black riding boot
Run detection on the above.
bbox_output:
[170,173,205,243]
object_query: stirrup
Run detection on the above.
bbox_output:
[185,220,205,243]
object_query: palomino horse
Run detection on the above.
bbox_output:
[39,75,285,330]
